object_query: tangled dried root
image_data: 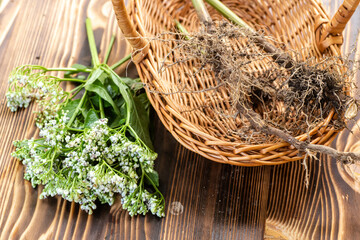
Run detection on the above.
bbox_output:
[159,21,355,141]
[146,20,360,163]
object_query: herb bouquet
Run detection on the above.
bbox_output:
[6,19,164,217]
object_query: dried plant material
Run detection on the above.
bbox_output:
[153,21,360,162]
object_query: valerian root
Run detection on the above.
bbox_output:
[237,104,360,164]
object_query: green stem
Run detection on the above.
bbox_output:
[136,174,145,202]
[204,0,253,32]
[204,0,291,67]
[191,0,212,23]
[57,78,86,83]
[102,160,128,179]
[67,127,84,132]
[143,170,164,200]
[46,67,92,72]
[82,98,90,118]
[110,53,132,70]
[99,96,105,118]
[104,35,116,64]
[67,91,87,127]
[49,147,58,171]
[104,67,132,125]
[70,85,82,92]
[70,84,84,99]
[85,18,100,67]
[175,20,190,40]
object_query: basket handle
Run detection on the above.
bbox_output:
[111,0,149,63]
[315,0,360,53]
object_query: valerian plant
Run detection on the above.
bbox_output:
[6,19,164,217]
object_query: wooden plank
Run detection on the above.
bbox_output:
[265,1,360,239]
[0,0,271,239]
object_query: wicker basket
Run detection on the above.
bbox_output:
[111,0,359,166]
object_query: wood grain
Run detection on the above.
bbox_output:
[0,0,271,239]
[264,1,360,239]
[1,0,360,239]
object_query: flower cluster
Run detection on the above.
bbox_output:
[6,65,65,119]
[8,19,164,218]
[12,113,164,216]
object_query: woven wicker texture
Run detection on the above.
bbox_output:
[112,0,359,166]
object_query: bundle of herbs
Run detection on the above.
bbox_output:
[6,19,164,217]
[154,0,360,163]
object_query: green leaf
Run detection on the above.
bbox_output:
[84,68,104,87]
[145,170,159,187]
[121,77,144,91]
[114,97,125,109]
[108,99,126,128]
[85,80,121,116]
[64,64,89,78]
[72,118,85,129]
[131,96,153,148]
[91,95,111,108]
[62,99,81,121]
[135,93,150,115]
[109,70,153,149]
[81,97,93,116]
[76,75,86,80]
[106,78,120,98]
[84,109,99,128]
[71,64,88,70]
[109,114,126,128]
[98,72,109,84]
[90,95,118,109]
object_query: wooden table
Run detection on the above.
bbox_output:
[0,0,359,239]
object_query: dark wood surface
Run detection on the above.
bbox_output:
[0,0,359,239]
